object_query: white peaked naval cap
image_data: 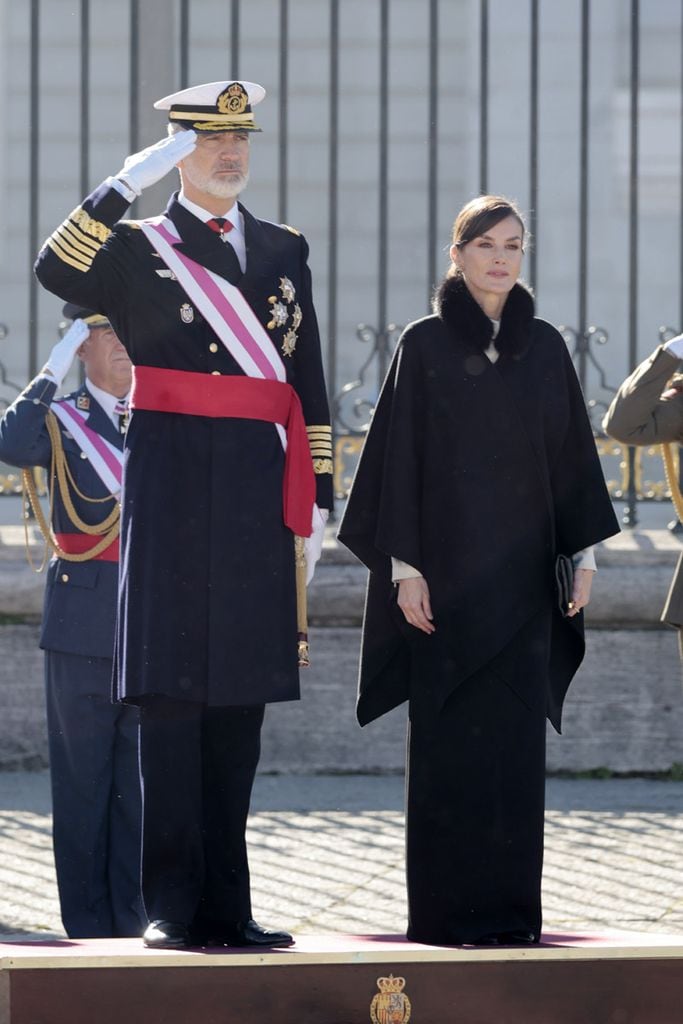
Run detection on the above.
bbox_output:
[154,80,266,132]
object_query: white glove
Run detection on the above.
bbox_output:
[115,131,197,196]
[664,334,683,359]
[42,318,90,385]
[304,505,329,585]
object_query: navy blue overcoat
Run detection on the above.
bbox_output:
[35,183,333,706]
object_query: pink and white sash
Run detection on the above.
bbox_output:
[140,215,288,449]
[51,399,123,496]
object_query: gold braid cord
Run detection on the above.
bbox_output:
[661,443,683,523]
[22,409,120,571]
[294,535,310,667]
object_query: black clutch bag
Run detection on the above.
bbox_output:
[554,554,575,616]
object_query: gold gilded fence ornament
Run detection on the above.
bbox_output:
[370,975,412,1024]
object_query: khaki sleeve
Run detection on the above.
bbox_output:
[602,346,683,445]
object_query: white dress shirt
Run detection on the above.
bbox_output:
[177,191,247,273]
[84,380,130,430]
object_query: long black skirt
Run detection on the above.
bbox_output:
[405,609,550,945]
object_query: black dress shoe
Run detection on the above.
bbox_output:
[143,920,191,949]
[213,919,294,948]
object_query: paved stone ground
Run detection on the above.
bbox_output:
[0,772,681,942]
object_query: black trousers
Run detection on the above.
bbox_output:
[405,610,550,945]
[45,651,144,938]
[138,699,265,927]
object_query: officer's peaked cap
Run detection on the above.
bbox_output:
[154,80,265,133]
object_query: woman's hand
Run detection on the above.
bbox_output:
[397,577,435,634]
[567,567,594,617]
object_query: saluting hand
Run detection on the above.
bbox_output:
[397,577,435,635]
[42,318,90,386]
[115,130,197,196]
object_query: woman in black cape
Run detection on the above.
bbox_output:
[338,195,619,947]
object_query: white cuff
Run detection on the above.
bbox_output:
[391,557,423,582]
[573,546,597,572]
[105,175,139,203]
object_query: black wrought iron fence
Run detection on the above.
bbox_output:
[5,0,683,527]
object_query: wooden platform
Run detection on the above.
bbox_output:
[1,931,682,1023]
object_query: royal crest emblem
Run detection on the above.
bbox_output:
[180,303,194,324]
[218,82,248,116]
[370,975,411,1024]
[76,395,90,411]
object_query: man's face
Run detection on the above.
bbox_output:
[179,130,250,200]
[78,326,132,397]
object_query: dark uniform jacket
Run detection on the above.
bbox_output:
[339,277,620,732]
[603,344,683,627]
[0,377,121,659]
[35,182,333,707]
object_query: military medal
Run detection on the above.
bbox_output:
[267,297,289,330]
[279,276,296,303]
[180,303,194,323]
[281,329,297,357]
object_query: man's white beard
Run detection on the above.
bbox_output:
[183,164,249,200]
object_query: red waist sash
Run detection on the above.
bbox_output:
[130,366,315,537]
[54,533,120,562]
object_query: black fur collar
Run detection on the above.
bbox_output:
[433,274,535,360]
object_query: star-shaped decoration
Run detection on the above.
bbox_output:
[271,301,289,327]
[281,329,297,357]
[279,276,296,303]
[291,303,303,330]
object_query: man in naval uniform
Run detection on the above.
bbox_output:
[0,304,143,938]
[35,80,333,949]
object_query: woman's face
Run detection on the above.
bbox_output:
[450,214,524,310]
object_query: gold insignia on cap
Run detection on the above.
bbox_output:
[180,303,194,324]
[76,395,90,411]
[218,82,249,116]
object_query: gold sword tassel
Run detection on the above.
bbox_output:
[294,535,310,667]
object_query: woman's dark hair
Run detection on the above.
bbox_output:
[448,195,526,277]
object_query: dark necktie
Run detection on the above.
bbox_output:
[206,217,233,237]
[114,400,129,434]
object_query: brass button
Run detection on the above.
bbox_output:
[209,342,219,353]
[61,573,69,583]
[211,370,221,376]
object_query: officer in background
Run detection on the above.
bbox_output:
[603,332,683,637]
[0,304,144,938]
[34,80,333,950]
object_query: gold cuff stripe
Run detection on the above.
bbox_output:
[70,206,112,243]
[51,230,96,269]
[309,445,333,457]
[57,222,100,260]
[313,458,333,475]
[46,237,91,273]
[170,109,255,124]
[306,425,332,433]
[65,217,102,249]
